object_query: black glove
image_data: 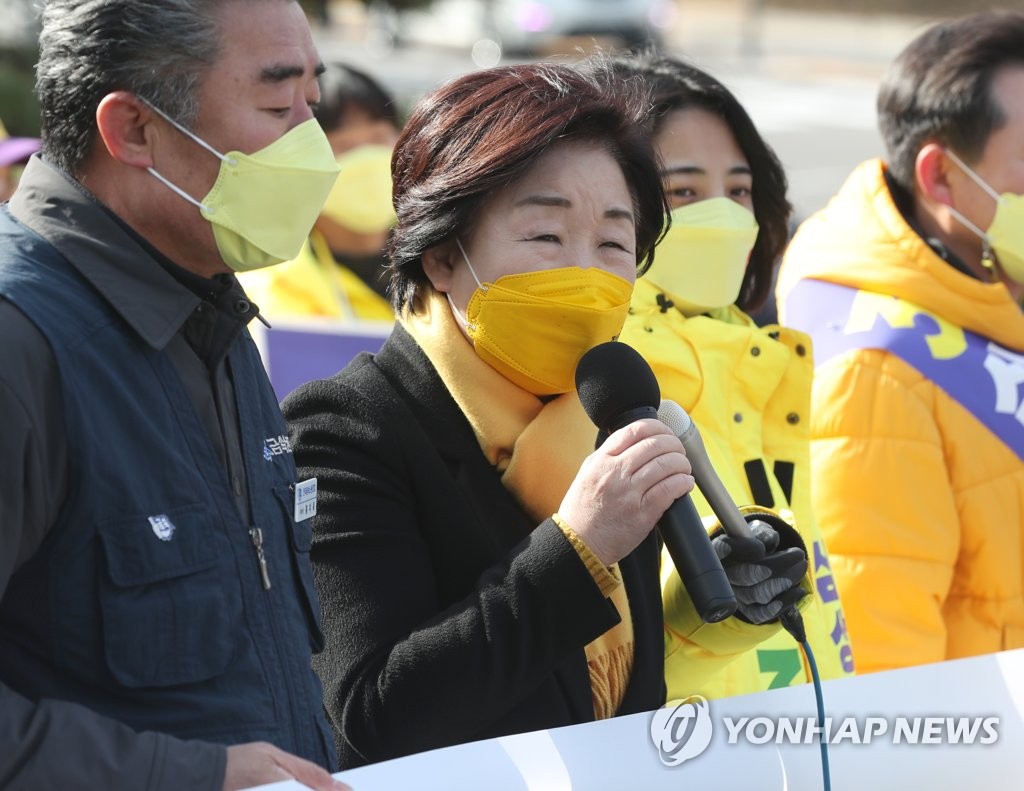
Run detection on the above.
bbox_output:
[712,514,808,625]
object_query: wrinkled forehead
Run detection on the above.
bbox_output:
[206,0,322,85]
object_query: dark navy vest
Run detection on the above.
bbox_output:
[0,207,336,767]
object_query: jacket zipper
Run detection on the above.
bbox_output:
[249,527,272,590]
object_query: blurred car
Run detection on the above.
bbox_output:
[487,0,676,53]
[390,0,676,57]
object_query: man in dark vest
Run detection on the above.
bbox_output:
[777,11,1024,675]
[0,2,349,789]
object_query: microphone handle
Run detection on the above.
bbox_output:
[659,494,738,624]
[603,405,736,623]
[681,424,756,540]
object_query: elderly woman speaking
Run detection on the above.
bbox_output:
[284,60,801,768]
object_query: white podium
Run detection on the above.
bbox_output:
[249,647,1024,791]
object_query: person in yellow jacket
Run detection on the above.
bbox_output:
[242,63,398,321]
[777,10,1024,674]
[0,118,40,202]
[610,53,856,701]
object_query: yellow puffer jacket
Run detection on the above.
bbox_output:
[777,159,1024,673]
[240,230,394,322]
[620,278,855,700]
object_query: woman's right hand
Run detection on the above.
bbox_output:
[558,418,694,566]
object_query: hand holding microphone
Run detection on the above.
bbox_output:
[658,398,809,625]
[572,342,737,624]
[558,417,693,570]
[712,518,808,624]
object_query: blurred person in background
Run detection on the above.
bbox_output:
[284,60,809,767]
[0,118,40,201]
[777,10,1024,673]
[609,53,853,700]
[242,62,399,321]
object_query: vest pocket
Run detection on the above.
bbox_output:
[272,483,325,653]
[97,504,235,688]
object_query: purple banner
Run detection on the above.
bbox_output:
[253,320,391,402]
[786,279,1024,461]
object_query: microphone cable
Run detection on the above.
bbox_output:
[780,606,831,791]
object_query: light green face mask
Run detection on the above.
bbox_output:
[648,197,759,315]
[145,102,340,272]
[945,148,1024,285]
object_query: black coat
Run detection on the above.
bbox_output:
[283,324,666,768]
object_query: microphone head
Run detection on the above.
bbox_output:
[657,399,693,437]
[575,341,660,430]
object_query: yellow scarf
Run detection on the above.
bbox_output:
[402,290,634,719]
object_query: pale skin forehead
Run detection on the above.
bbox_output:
[655,108,748,172]
[490,140,635,225]
[204,0,323,102]
[981,65,1024,160]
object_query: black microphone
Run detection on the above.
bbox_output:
[575,342,737,623]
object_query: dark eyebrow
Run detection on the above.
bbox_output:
[514,194,571,209]
[514,194,634,222]
[604,207,635,222]
[260,61,326,83]
[662,165,705,177]
[662,164,753,177]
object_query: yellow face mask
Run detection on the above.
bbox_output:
[145,102,340,272]
[648,197,759,315]
[320,144,396,234]
[452,239,633,395]
[946,149,1024,285]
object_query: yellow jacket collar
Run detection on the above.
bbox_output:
[778,159,1024,350]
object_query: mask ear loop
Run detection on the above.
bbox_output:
[944,149,1002,281]
[445,292,473,333]
[138,95,237,215]
[944,202,998,278]
[138,96,237,166]
[146,168,213,215]
[945,149,1003,202]
[455,237,487,292]
[442,236,485,331]
[450,237,488,333]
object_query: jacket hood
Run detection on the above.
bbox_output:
[777,159,1024,351]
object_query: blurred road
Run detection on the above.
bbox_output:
[0,0,947,216]
[315,0,943,218]
[669,1,936,218]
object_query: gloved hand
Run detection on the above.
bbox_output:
[712,517,808,625]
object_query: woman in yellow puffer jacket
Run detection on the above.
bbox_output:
[611,54,856,701]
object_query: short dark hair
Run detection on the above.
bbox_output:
[605,52,791,313]
[36,0,279,175]
[878,9,1024,192]
[315,62,400,134]
[386,61,669,310]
